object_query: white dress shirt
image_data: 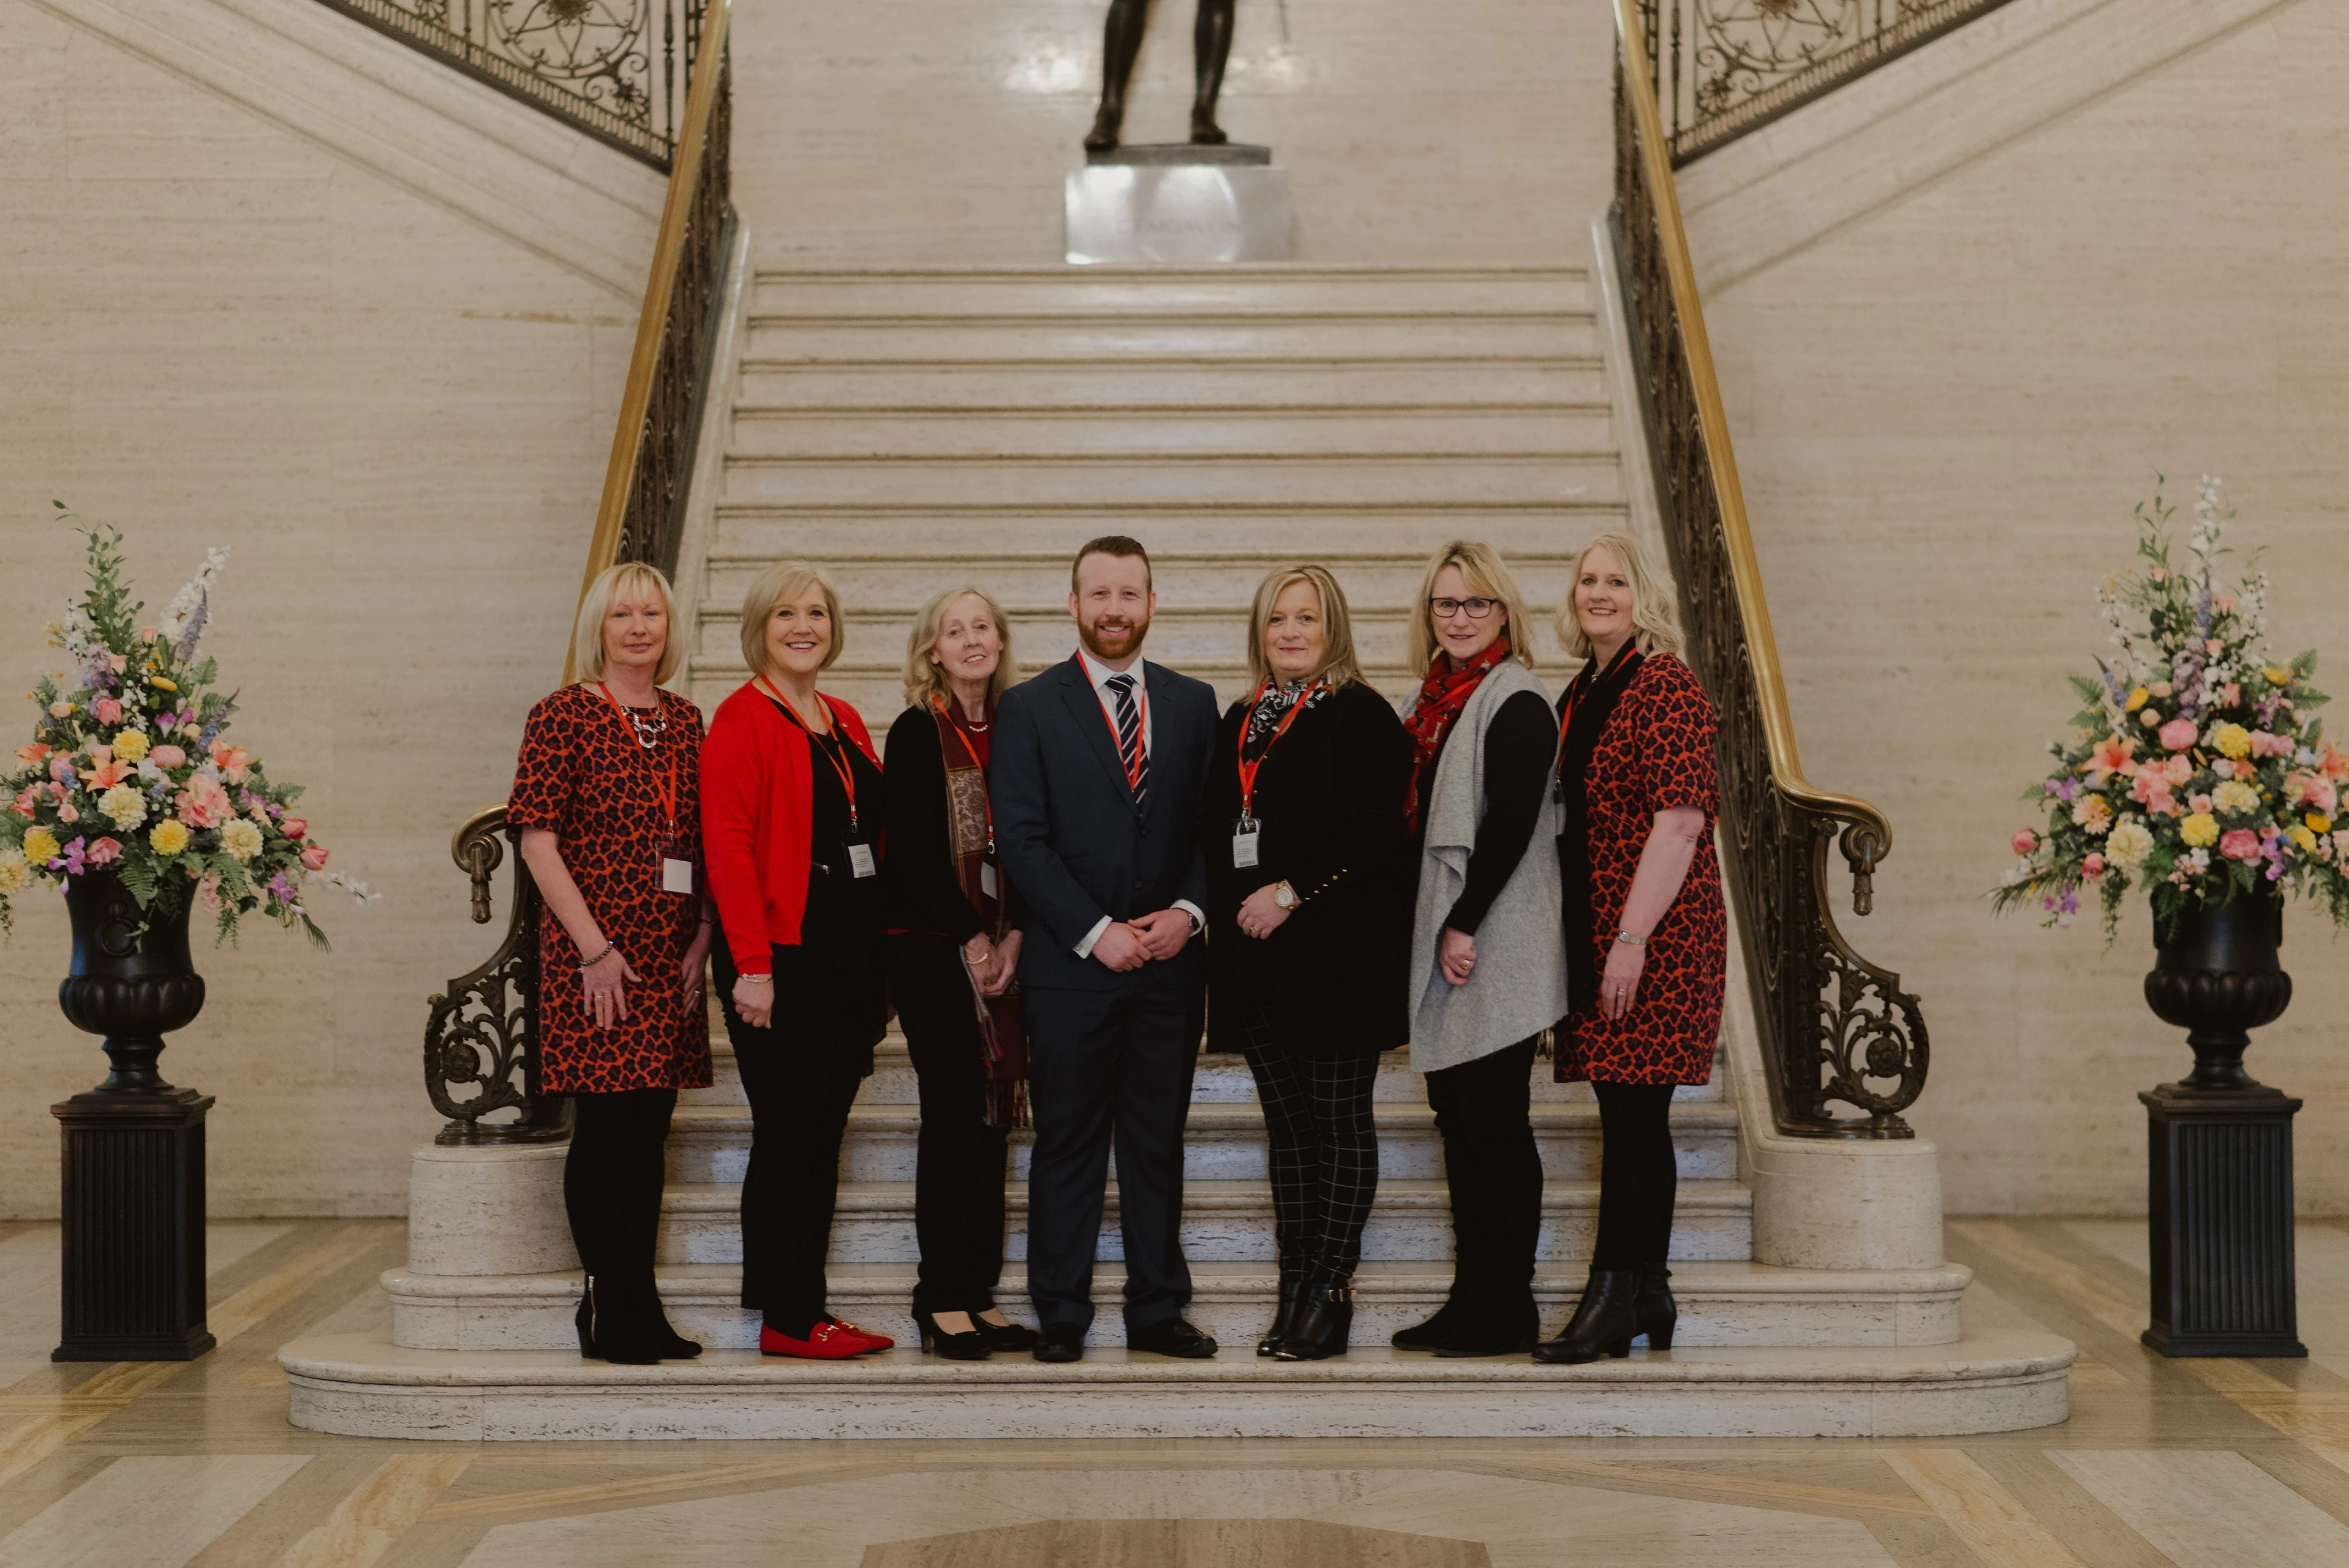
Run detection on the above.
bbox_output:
[1071,647,1205,959]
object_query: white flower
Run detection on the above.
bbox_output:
[0,849,26,893]
[219,818,263,862]
[2106,820,2155,868]
[97,784,147,831]
[156,545,231,652]
[312,870,381,905]
[2213,780,2260,816]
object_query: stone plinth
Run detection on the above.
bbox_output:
[1067,148,1291,263]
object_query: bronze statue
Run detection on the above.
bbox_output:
[1085,0,1235,153]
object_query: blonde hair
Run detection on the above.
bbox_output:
[903,586,1018,709]
[1245,564,1365,690]
[572,561,683,685]
[1409,540,1537,672]
[1555,533,1685,663]
[738,560,843,678]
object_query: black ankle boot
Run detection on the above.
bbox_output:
[1533,1269,1640,1364]
[1634,1265,1676,1351]
[1431,1294,1540,1359]
[1258,1278,1303,1357]
[1274,1283,1354,1362]
[575,1276,661,1366]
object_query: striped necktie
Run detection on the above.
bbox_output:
[1105,671,1149,810]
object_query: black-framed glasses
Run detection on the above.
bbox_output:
[1428,597,1500,620]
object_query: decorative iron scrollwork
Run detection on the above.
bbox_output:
[1612,7,1928,1136]
[423,806,568,1144]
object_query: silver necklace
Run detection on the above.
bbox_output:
[624,704,666,750]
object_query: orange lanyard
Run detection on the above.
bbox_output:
[1237,679,1322,822]
[758,674,861,834]
[595,683,677,840]
[1090,658,1150,793]
[931,695,995,853]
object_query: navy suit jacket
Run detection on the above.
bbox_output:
[990,654,1218,993]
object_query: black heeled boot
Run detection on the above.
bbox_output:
[915,1310,992,1361]
[1274,1283,1354,1362]
[1634,1265,1676,1351]
[1258,1278,1303,1357]
[1533,1269,1640,1364]
[625,1275,701,1360]
[575,1276,661,1366]
[1430,1292,1540,1358]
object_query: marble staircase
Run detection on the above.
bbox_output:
[281,263,2072,1439]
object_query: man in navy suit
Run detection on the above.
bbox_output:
[990,536,1221,1362]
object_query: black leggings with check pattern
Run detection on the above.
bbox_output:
[1237,1009,1381,1291]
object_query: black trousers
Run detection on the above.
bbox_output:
[1024,974,1200,1332]
[1237,1010,1380,1290]
[1591,1080,1678,1269]
[715,941,877,1333]
[1424,1036,1543,1310]
[564,1087,677,1294]
[888,934,1014,1317]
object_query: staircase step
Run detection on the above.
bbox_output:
[377,1257,1967,1355]
[726,407,1611,461]
[666,1101,1743,1185]
[650,1177,1751,1266]
[707,507,1627,558]
[744,317,1599,366]
[736,361,1606,410]
[750,266,1591,318]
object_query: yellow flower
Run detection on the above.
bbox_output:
[2179,813,2220,848]
[2213,780,2261,816]
[2125,687,2150,712]
[111,729,151,763]
[2266,665,2291,686]
[2309,812,2334,835]
[2211,723,2252,760]
[2106,821,2155,867]
[149,676,178,693]
[148,819,190,856]
[0,849,25,892]
[47,701,72,719]
[19,826,59,864]
[219,818,263,862]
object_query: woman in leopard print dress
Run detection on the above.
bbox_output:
[511,562,712,1366]
[1535,533,1727,1366]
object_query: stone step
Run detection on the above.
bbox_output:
[735,361,1606,411]
[742,317,1599,366]
[725,407,1613,461]
[750,266,1590,318]
[652,1177,1752,1267]
[718,451,1620,509]
[666,1101,1744,1186]
[706,507,1629,561]
[377,1257,1969,1356]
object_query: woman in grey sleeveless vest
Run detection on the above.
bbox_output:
[1393,542,1567,1357]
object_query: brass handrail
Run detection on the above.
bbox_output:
[566,0,735,681]
[1611,0,1926,1135]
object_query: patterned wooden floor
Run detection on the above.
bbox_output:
[1,1216,2348,1566]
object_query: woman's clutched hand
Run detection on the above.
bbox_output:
[982,929,1023,997]
[732,971,775,1029]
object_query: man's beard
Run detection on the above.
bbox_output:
[1077,611,1149,663]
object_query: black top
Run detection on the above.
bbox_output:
[1409,688,1555,936]
[767,698,884,982]
[1204,680,1415,1057]
[880,704,988,943]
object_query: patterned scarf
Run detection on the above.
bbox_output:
[1242,676,1329,763]
[929,697,1026,1129]
[1402,635,1514,833]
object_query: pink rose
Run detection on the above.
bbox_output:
[279,816,307,841]
[87,837,121,865]
[2302,777,2338,813]
[299,843,328,871]
[174,774,232,829]
[2010,829,2038,856]
[57,802,77,824]
[2189,794,2214,816]
[2159,717,2199,751]
[2083,852,2106,878]
[2252,731,2294,759]
[137,627,156,643]
[148,744,186,769]
[93,697,121,726]
[2219,829,2263,862]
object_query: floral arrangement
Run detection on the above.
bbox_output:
[1994,478,2348,940]
[0,510,374,943]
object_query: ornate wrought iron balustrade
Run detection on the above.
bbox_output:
[316,0,706,168]
[424,806,565,1142]
[1637,0,2018,164]
[1610,0,1927,1136]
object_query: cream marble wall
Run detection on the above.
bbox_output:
[731,0,1614,264]
[0,2,638,1215]
[1693,0,2349,1212]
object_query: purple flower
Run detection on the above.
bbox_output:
[267,872,295,903]
[2057,779,2078,802]
[58,837,85,875]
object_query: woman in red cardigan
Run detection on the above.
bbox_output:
[704,560,893,1360]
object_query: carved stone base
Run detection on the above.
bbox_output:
[2140,1081,2306,1358]
[1066,155,1291,264]
[51,1088,216,1362]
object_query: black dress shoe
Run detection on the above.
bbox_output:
[1533,1269,1640,1365]
[915,1311,992,1361]
[973,1314,1039,1354]
[1127,1317,1218,1359]
[1033,1322,1086,1363]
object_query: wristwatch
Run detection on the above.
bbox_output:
[1272,881,1299,910]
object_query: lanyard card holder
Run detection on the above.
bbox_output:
[1232,816,1262,869]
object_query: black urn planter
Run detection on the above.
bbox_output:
[2138,889,2305,1359]
[50,870,217,1362]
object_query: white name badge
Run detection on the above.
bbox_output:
[1232,820,1261,869]
[980,861,999,899]
[847,842,878,879]
[662,858,694,895]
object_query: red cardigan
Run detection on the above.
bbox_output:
[702,680,878,974]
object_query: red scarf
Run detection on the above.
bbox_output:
[1403,635,1514,832]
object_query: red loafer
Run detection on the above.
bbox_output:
[758,1321,869,1360]
[829,1316,895,1352]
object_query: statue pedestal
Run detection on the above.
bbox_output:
[51,1088,216,1361]
[1066,145,1291,264]
[2140,1081,2306,1357]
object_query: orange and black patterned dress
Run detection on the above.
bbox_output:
[1556,652,1727,1085]
[508,683,712,1093]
